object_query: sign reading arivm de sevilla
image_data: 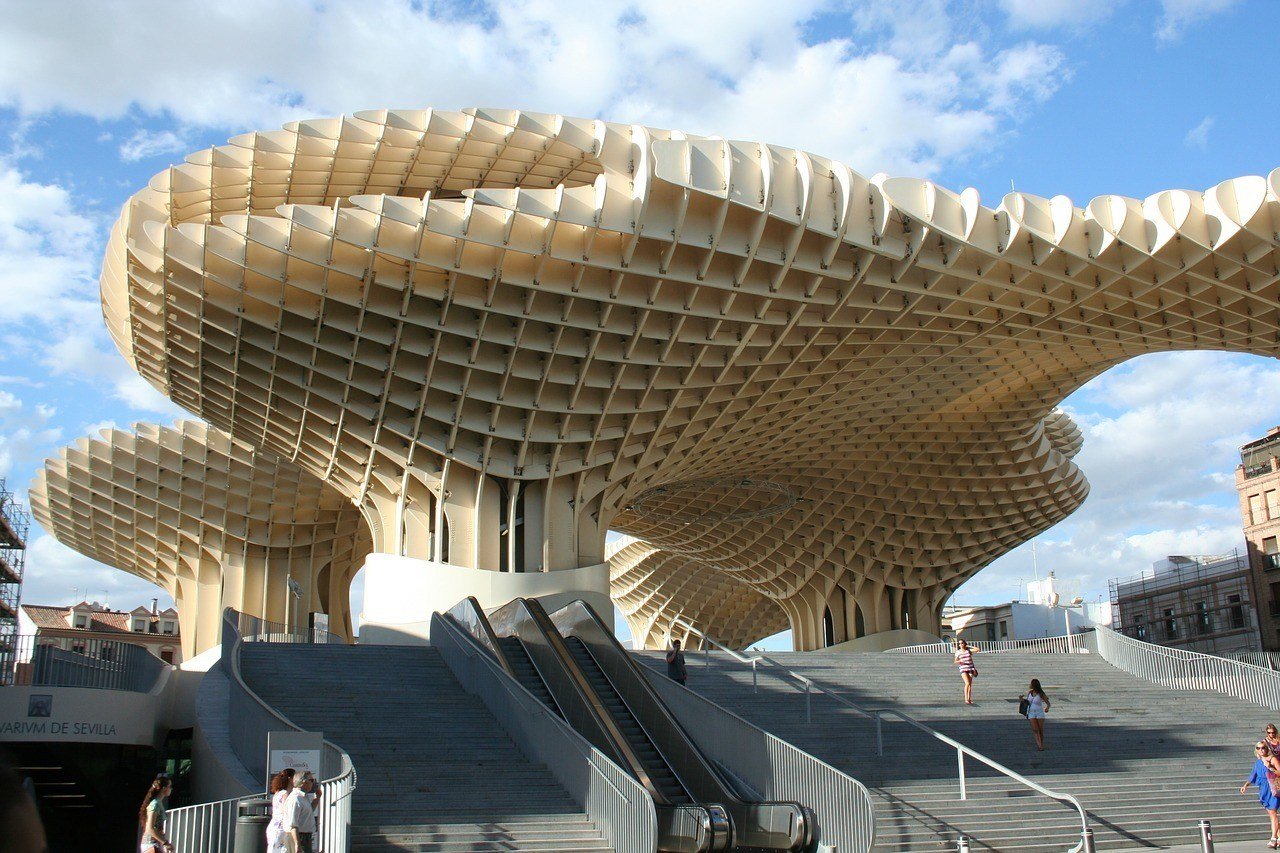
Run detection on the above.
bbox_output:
[267,730,324,788]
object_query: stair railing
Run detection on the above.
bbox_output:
[887,633,1089,655]
[1093,624,1280,710]
[673,619,1093,853]
[167,608,357,853]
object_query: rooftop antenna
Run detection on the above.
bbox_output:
[1031,541,1041,583]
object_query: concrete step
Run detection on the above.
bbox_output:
[632,649,1275,852]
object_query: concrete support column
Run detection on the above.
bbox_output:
[402,474,436,560]
[522,480,546,571]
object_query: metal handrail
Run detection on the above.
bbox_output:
[673,620,1092,853]
[167,609,357,852]
[887,633,1089,655]
[1093,624,1280,710]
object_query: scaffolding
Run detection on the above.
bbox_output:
[1108,551,1261,656]
[0,478,29,686]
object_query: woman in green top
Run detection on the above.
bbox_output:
[139,777,173,853]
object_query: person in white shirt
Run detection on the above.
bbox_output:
[284,771,318,853]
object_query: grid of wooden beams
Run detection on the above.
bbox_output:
[30,422,371,653]
[98,107,1280,648]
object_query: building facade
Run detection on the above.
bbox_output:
[1238,428,1280,651]
[17,601,182,665]
[1110,554,1261,655]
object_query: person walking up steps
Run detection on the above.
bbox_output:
[666,639,688,686]
[1023,678,1051,750]
[1242,740,1280,847]
[953,638,978,704]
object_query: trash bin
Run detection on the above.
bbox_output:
[233,798,271,853]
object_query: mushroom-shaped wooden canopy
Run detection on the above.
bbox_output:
[98,107,1280,648]
[30,421,371,655]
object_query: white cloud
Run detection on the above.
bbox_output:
[0,161,99,325]
[958,352,1280,606]
[999,0,1115,31]
[118,128,187,162]
[1156,0,1241,42]
[0,0,1067,177]
[1184,115,1214,149]
[0,388,61,480]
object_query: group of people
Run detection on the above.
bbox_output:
[1242,724,1280,847]
[137,768,320,853]
[952,638,1053,750]
[267,768,320,853]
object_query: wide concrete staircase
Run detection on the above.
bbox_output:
[639,648,1275,852]
[241,644,612,852]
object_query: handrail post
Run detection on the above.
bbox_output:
[875,714,883,756]
[705,645,711,667]
[805,679,812,722]
[1081,827,1096,853]
[751,658,758,693]
[957,749,967,800]
[957,834,970,852]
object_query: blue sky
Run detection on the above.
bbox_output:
[0,0,1275,648]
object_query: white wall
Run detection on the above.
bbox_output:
[359,553,612,644]
[1010,603,1092,639]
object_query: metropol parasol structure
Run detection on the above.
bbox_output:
[29,107,1280,653]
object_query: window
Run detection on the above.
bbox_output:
[999,620,1009,640]
[1195,601,1211,635]
[1134,614,1147,640]
[148,621,158,634]
[159,649,174,664]
[1267,490,1279,520]
[162,621,174,635]
[1164,608,1177,640]
[1230,594,1246,629]
[71,642,86,655]
[1251,494,1264,525]
[73,615,87,629]
[985,623,996,641]
[100,645,114,661]
[132,620,145,632]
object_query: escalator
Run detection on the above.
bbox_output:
[446,596,813,853]
[496,635,560,716]
[563,635,689,805]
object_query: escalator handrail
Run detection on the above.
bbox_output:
[549,602,748,807]
[444,596,516,676]
[445,597,566,719]
[496,597,669,804]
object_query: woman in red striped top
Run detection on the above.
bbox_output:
[953,638,979,705]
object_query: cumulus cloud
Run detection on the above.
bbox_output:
[999,0,1115,31]
[0,161,100,326]
[118,127,187,162]
[1156,0,1242,42]
[958,352,1280,606]
[0,0,1067,176]
[1184,115,1214,149]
